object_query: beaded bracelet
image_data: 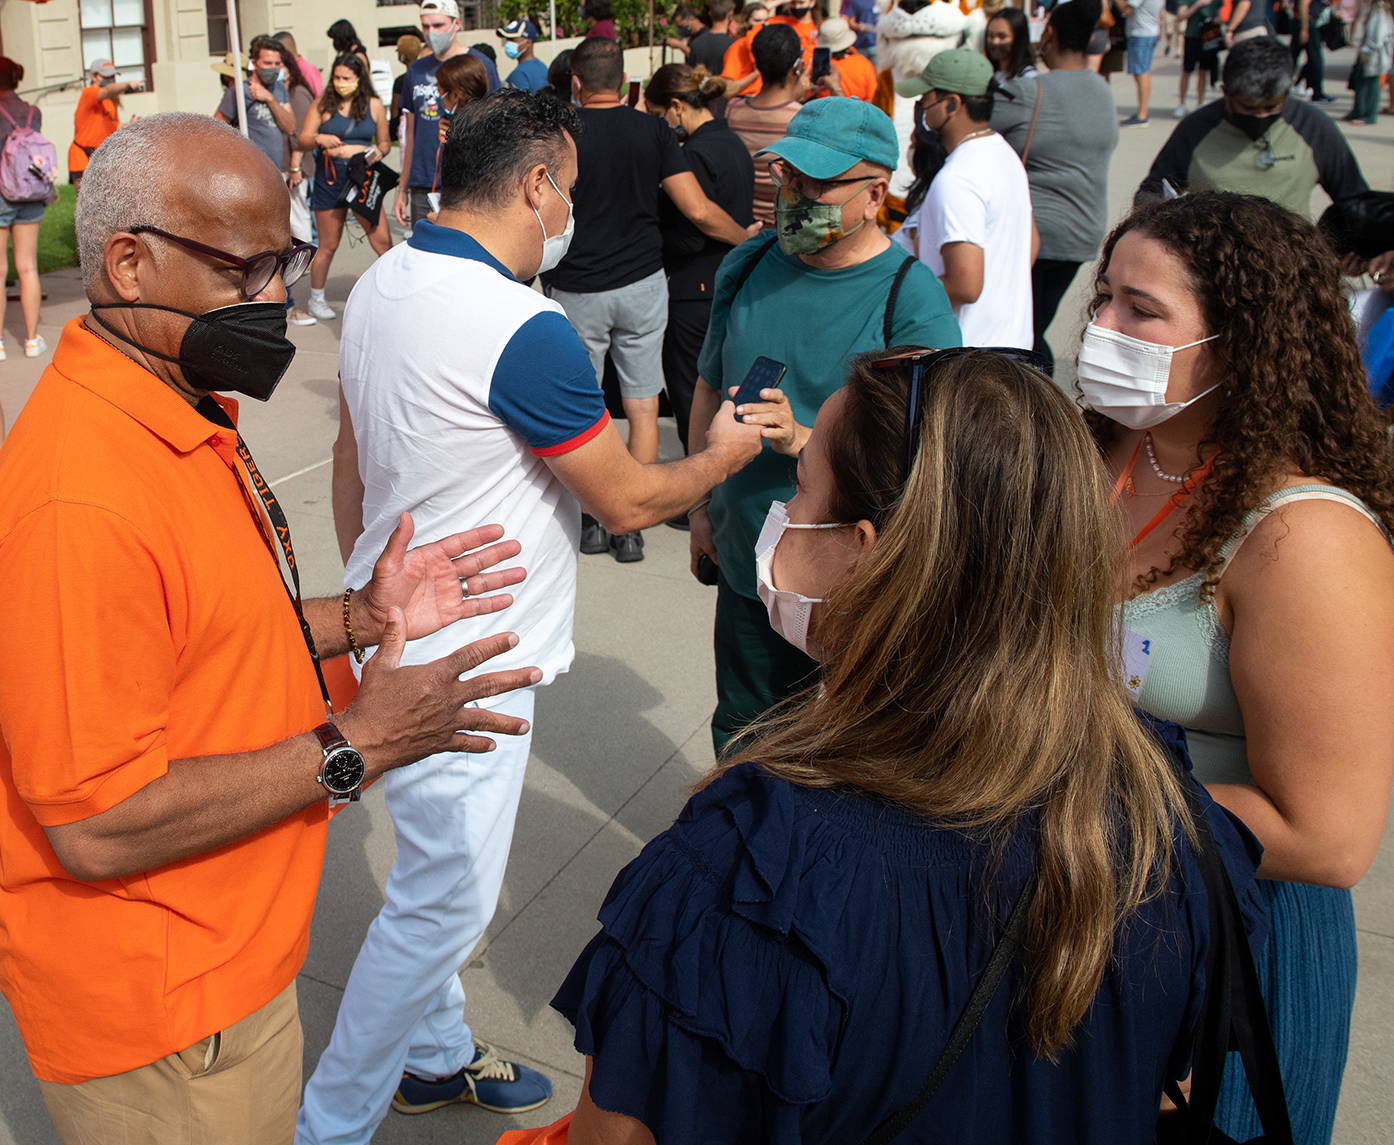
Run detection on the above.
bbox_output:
[343,587,365,663]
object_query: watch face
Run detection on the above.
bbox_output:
[322,746,366,795]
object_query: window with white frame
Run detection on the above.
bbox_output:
[79,0,154,89]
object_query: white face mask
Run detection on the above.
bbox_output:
[754,500,845,660]
[532,170,574,275]
[1076,322,1221,430]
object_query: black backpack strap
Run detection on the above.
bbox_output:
[728,234,778,304]
[883,255,916,348]
[1167,774,1294,1145]
[856,865,1039,1145]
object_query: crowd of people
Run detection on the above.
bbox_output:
[0,2,1392,1144]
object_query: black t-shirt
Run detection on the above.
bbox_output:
[661,118,755,302]
[688,26,736,74]
[546,105,691,294]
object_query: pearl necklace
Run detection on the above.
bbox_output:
[1144,433,1186,483]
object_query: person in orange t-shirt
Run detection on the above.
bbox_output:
[0,111,537,1145]
[68,60,141,185]
[811,16,879,100]
[769,0,820,66]
[722,1,771,94]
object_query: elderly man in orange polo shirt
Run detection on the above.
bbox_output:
[0,111,539,1145]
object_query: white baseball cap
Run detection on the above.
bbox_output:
[419,0,461,18]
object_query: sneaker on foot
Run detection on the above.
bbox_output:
[1120,114,1150,127]
[580,514,610,555]
[610,529,645,563]
[24,335,45,358]
[306,297,336,320]
[391,1043,553,1115]
[1311,94,1336,104]
[1172,104,1187,118]
[666,511,691,531]
[286,305,318,326]
[0,340,7,362]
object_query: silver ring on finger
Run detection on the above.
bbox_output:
[460,578,470,600]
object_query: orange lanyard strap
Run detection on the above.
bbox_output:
[1123,450,1218,552]
[1111,436,1145,505]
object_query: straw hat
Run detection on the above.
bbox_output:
[210,51,251,78]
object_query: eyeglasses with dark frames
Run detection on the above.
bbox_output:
[870,346,1053,480]
[767,160,874,202]
[128,225,317,299]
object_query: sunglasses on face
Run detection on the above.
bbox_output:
[128,225,317,298]
[870,346,1053,480]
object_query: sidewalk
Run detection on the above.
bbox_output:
[0,45,1391,1142]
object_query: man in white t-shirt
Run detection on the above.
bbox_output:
[299,89,763,1145]
[894,49,1034,348]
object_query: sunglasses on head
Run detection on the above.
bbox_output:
[870,346,1053,480]
[128,225,317,299]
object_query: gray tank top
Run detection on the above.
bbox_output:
[1118,484,1388,786]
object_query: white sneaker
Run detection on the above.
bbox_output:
[306,297,336,321]
[286,306,317,326]
[1172,104,1187,118]
[24,335,45,359]
[0,340,7,361]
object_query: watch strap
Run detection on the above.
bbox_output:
[313,721,349,754]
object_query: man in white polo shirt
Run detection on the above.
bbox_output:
[894,49,1035,348]
[299,88,763,1145]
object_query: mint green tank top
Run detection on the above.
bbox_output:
[1118,484,1388,787]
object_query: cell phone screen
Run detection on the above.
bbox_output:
[812,47,831,80]
[731,356,788,419]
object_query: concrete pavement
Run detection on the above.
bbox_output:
[0,40,1391,1143]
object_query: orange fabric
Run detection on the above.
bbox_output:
[323,653,361,711]
[818,49,878,101]
[68,84,120,173]
[0,318,328,1084]
[873,66,896,119]
[770,13,819,68]
[496,1112,574,1144]
[723,31,763,96]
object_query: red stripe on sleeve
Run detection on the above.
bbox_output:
[530,411,611,458]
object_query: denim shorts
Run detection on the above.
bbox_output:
[1127,34,1159,73]
[0,196,44,228]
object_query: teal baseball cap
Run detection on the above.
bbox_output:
[755,98,900,177]
[895,48,994,98]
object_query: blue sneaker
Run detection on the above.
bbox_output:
[391,1043,553,1115]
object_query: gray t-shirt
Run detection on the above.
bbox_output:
[991,69,1120,264]
[216,80,290,169]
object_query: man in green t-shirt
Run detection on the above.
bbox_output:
[688,98,961,752]
[1174,0,1222,117]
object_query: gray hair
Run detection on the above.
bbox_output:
[74,112,246,295]
[1221,37,1294,101]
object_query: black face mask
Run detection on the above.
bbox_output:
[788,5,812,15]
[670,120,689,143]
[256,67,280,88]
[1228,111,1281,141]
[89,301,297,401]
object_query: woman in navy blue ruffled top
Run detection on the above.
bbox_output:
[524,349,1267,1145]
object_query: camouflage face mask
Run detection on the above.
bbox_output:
[773,180,873,256]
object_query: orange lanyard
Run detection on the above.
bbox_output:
[1111,437,1218,552]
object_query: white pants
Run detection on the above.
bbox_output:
[295,687,536,1145]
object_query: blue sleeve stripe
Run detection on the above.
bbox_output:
[488,310,610,452]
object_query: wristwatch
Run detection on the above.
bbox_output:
[313,722,365,803]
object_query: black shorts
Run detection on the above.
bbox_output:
[1183,35,1221,75]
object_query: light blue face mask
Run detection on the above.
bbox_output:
[504,40,523,59]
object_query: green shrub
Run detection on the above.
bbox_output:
[6,184,78,279]
[500,0,674,47]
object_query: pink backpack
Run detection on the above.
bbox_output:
[0,103,57,204]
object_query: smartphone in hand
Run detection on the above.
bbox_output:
[811,47,831,81]
[731,356,787,420]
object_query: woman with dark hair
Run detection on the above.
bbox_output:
[1083,190,1394,1144]
[646,64,755,467]
[546,48,575,102]
[297,53,392,318]
[433,52,490,150]
[0,56,47,367]
[585,0,619,41]
[985,5,1039,78]
[327,18,371,67]
[275,42,319,325]
[496,347,1265,1145]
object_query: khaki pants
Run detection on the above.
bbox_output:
[38,982,302,1145]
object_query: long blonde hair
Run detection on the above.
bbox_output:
[705,350,1191,1059]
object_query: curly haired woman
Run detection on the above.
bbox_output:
[1081,190,1394,1145]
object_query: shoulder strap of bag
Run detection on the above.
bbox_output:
[0,103,19,133]
[883,255,916,348]
[1167,775,1294,1144]
[1021,78,1044,165]
[856,865,1040,1145]
[729,234,779,303]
